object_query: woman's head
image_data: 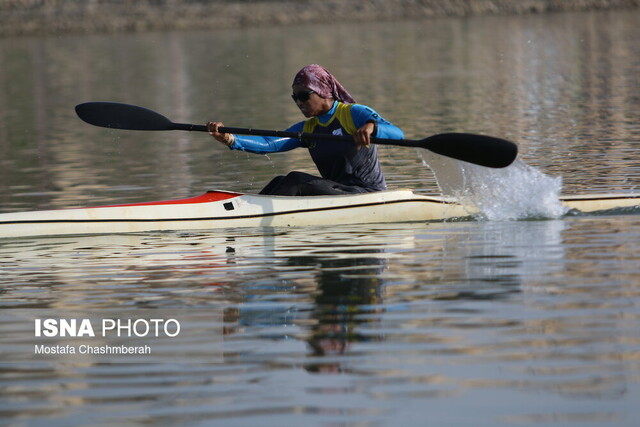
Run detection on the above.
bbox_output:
[292,65,355,104]
[291,84,333,117]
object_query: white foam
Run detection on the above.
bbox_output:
[420,151,566,221]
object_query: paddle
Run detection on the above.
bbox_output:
[75,102,518,168]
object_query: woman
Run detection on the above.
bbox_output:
[207,64,404,196]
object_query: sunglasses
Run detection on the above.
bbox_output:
[291,90,314,103]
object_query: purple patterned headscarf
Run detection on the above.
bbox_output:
[292,64,356,104]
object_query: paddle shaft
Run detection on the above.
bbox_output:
[172,122,418,147]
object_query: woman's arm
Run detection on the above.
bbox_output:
[350,104,404,140]
[210,121,306,154]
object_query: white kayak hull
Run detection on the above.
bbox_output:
[0,190,638,239]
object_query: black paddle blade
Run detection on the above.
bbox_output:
[420,133,518,168]
[75,102,175,131]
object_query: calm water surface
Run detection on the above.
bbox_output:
[1,9,640,426]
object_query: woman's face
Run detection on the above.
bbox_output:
[292,84,333,117]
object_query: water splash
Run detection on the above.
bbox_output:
[420,151,566,221]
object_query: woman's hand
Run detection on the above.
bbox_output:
[207,121,235,147]
[354,121,376,148]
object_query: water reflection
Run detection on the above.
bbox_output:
[1,215,640,423]
[292,253,387,373]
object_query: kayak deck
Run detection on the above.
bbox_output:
[0,190,639,239]
[559,193,640,212]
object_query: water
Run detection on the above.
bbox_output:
[422,153,567,220]
[1,9,640,426]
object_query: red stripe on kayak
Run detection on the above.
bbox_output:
[93,191,242,208]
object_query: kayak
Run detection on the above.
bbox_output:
[0,190,639,239]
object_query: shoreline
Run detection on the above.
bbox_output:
[1,0,639,37]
